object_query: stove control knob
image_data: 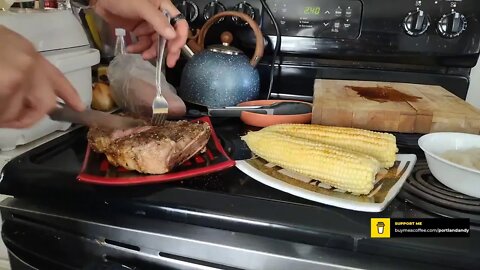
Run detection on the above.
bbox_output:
[203,1,226,22]
[438,12,467,38]
[175,0,199,23]
[232,2,255,26]
[403,10,430,36]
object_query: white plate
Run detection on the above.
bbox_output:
[236,154,417,212]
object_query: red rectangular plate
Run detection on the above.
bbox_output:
[77,116,236,185]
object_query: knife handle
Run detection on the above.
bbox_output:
[208,108,272,117]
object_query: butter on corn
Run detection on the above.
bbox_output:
[242,130,381,195]
[262,124,398,168]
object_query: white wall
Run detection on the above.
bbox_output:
[467,59,480,109]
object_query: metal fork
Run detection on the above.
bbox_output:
[151,15,169,126]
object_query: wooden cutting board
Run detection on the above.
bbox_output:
[312,79,480,134]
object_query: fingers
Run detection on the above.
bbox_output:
[0,60,64,129]
[135,1,176,40]
[0,72,30,124]
[0,73,49,129]
[0,27,81,129]
[159,0,182,21]
[0,52,35,123]
[166,19,189,67]
[11,77,57,128]
[166,46,180,68]
[0,89,24,124]
[158,1,188,67]
[129,15,188,66]
[0,27,40,128]
[31,66,57,115]
[172,20,189,49]
[95,0,188,67]
[127,35,152,53]
[142,34,159,60]
[1,102,45,129]
[0,69,25,123]
[41,57,85,112]
[131,21,154,36]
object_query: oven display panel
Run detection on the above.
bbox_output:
[264,0,362,39]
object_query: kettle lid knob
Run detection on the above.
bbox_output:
[220,31,233,46]
[208,31,243,55]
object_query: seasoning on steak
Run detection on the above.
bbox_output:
[87,120,211,174]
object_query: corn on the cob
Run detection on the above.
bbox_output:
[242,130,381,194]
[262,124,398,168]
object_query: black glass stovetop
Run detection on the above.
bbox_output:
[1,118,479,269]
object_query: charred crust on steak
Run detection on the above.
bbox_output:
[87,120,211,174]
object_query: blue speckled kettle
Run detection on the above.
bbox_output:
[179,11,264,108]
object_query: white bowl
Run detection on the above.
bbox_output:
[418,132,480,198]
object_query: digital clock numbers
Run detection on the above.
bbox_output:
[304,6,321,15]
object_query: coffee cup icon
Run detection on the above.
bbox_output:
[377,222,385,234]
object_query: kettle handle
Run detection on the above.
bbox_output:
[197,11,264,67]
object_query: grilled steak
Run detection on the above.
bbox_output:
[87,120,211,174]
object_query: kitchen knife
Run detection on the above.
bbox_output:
[49,103,145,130]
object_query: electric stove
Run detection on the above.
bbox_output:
[2,0,480,268]
[0,118,479,270]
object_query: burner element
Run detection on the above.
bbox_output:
[399,160,480,225]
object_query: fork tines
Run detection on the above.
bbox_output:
[151,104,168,126]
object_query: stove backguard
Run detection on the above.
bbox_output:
[167,0,480,100]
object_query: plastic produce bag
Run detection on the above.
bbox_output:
[107,54,186,119]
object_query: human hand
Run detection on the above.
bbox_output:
[93,0,189,68]
[0,26,85,129]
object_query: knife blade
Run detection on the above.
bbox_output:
[49,103,145,130]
